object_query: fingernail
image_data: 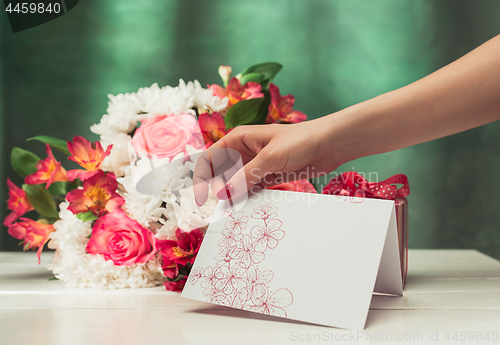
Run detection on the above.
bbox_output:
[216,184,234,200]
[195,198,203,207]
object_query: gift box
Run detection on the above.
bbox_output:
[394,197,409,287]
[322,172,410,287]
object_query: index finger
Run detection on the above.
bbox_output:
[193,146,243,207]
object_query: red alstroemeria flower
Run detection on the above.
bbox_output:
[67,136,112,181]
[66,170,124,216]
[267,83,307,124]
[25,144,69,188]
[4,179,34,226]
[209,77,263,107]
[8,218,54,264]
[161,255,179,280]
[164,276,187,292]
[157,228,204,266]
[199,112,228,147]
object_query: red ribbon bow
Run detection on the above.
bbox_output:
[322,172,410,200]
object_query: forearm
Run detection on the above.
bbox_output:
[320,34,500,166]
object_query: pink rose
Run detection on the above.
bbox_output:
[131,114,205,160]
[86,209,157,265]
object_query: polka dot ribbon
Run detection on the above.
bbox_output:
[322,172,410,200]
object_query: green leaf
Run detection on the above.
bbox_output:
[27,135,70,155]
[238,72,266,85]
[240,62,282,88]
[47,182,68,196]
[22,184,59,220]
[249,90,272,125]
[76,211,97,223]
[11,147,40,178]
[178,263,193,276]
[47,181,80,196]
[224,98,264,129]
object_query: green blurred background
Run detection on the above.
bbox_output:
[1,0,500,259]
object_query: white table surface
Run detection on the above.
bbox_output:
[1,249,499,345]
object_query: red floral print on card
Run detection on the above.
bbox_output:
[229,235,265,268]
[225,211,249,232]
[218,226,243,249]
[251,219,285,252]
[188,205,294,318]
[251,204,278,221]
[247,288,294,318]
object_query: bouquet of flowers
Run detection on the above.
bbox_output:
[4,62,315,291]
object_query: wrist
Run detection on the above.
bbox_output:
[317,89,404,168]
[314,105,365,168]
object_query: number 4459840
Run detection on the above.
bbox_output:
[5,2,61,14]
[444,331,498,342]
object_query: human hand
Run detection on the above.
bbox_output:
[193,119,339,206]
[194,34,500,207]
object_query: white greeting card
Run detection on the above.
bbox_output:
[181,189,402,330]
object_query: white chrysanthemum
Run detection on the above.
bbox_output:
[153,160,217,239]
[129,153,189,191]
[90,92,140,145]
[118,154,189,228]
[178,79,228,112]
[48,202,164,289]
[100,132,132,177]
[162,145,219,233]
[118,186,162,230]
[171,186,218,232]
[153,202,179,240]
[136,82,195,116]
